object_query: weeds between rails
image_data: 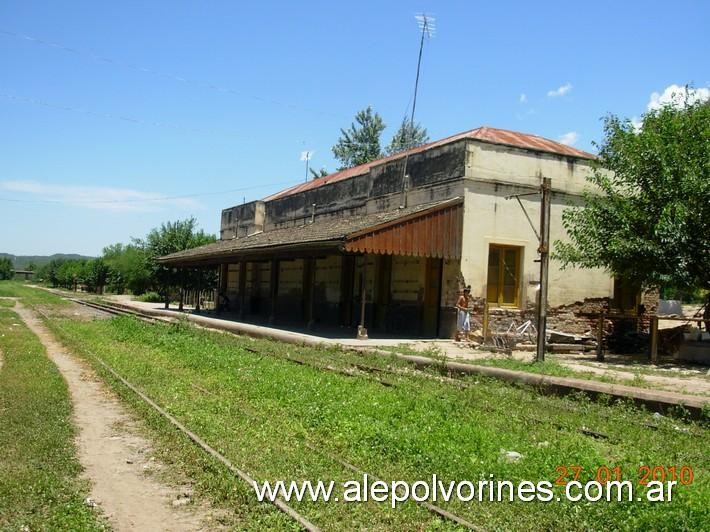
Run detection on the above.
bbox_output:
[71,299,703,440]
[60,303,644,507]
[71,300,594,440]
[43,299,710,529]
[35,306,320,532]
[56,301,479,530]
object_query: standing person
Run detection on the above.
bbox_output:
[455,286,472,341]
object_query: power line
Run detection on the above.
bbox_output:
[0,28,340,119]
[0,179,302,206]
[0,90,242,138]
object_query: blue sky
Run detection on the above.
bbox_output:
[1,0,708,256]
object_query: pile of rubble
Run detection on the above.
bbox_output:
[545,330,597,353]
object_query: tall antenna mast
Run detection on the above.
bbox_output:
[411,13,434,135]
[300,150,313,182]
[400,13,435,208]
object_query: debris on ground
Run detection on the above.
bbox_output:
[501,450,522,463]
[84,497,98,508]
[172,492,192,507]
[544,329,597,353]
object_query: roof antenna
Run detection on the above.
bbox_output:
[400,13,435,209]
[300,150,313,182]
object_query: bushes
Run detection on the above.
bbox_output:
[0,258,12,280]
[136,291,162,303]
[34,218,217,300]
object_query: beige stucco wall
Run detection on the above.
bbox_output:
[315,255,341,304]
[464,140,595,195]
[460,141,613,308]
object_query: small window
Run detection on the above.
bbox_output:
[486,245,522,307]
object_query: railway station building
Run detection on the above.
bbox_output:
[159,127,615,338]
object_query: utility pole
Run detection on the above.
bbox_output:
[535,178,551,362]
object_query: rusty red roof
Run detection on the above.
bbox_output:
[264,126,595,202]
[158,198,462,265]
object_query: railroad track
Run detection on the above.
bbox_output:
[51,298,482,531]
[67,298,164,322]
[68,298,661,440]
[69,298,635,438]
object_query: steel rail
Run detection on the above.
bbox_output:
[59,298,483,530]
[34,306,321,532]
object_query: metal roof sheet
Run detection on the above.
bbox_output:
[159,198,462,265]
[263,126,595,202]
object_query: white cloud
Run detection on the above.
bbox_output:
[519,93,527,104]
[647,84,710,111]
[631,116,643,133]
[0,180,201,212]
[557,131,578,146]
[547,82,573,98]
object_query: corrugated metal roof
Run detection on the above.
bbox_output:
[159,198,462,265]
[345,201,462,259]
[264,126,595,202]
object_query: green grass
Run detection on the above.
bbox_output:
[42,314,709,531]
[0,307,106,531]
[460,356,578,377]
[135,291,163,303]
[0,280,69,307]
[451,356,707,392]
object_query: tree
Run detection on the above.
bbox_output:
[385,117,429,155]
[555,97,710,292]
[309,167,329,179]
[39,258,66,287]
[55,260,87,291]
[0,257,12,280]
[84,258,110,294]
[103,243,151,295]
[142,218,216,308]
[332,106,386,169]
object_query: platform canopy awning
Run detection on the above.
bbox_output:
[344,200,462,259]
[158,197,463,267]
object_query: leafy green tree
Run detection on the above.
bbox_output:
[309,167,329,179]
[55,260,87,291]
[0,257,12,280]
[84,258,111,294]
[38,258,64,287]
[141,218,216,308]
[103,243,151,295]
[48,259,66,287]
[555,98,710,292]
[385,117,429,155]
[332,106,386,169]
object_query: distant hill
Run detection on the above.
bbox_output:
[0,253,95,270]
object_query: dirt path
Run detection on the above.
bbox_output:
[558,360,710,396]
[15,302,217,531]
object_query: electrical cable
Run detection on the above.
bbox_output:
[0,28,340,119]
[0,179,302,205]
